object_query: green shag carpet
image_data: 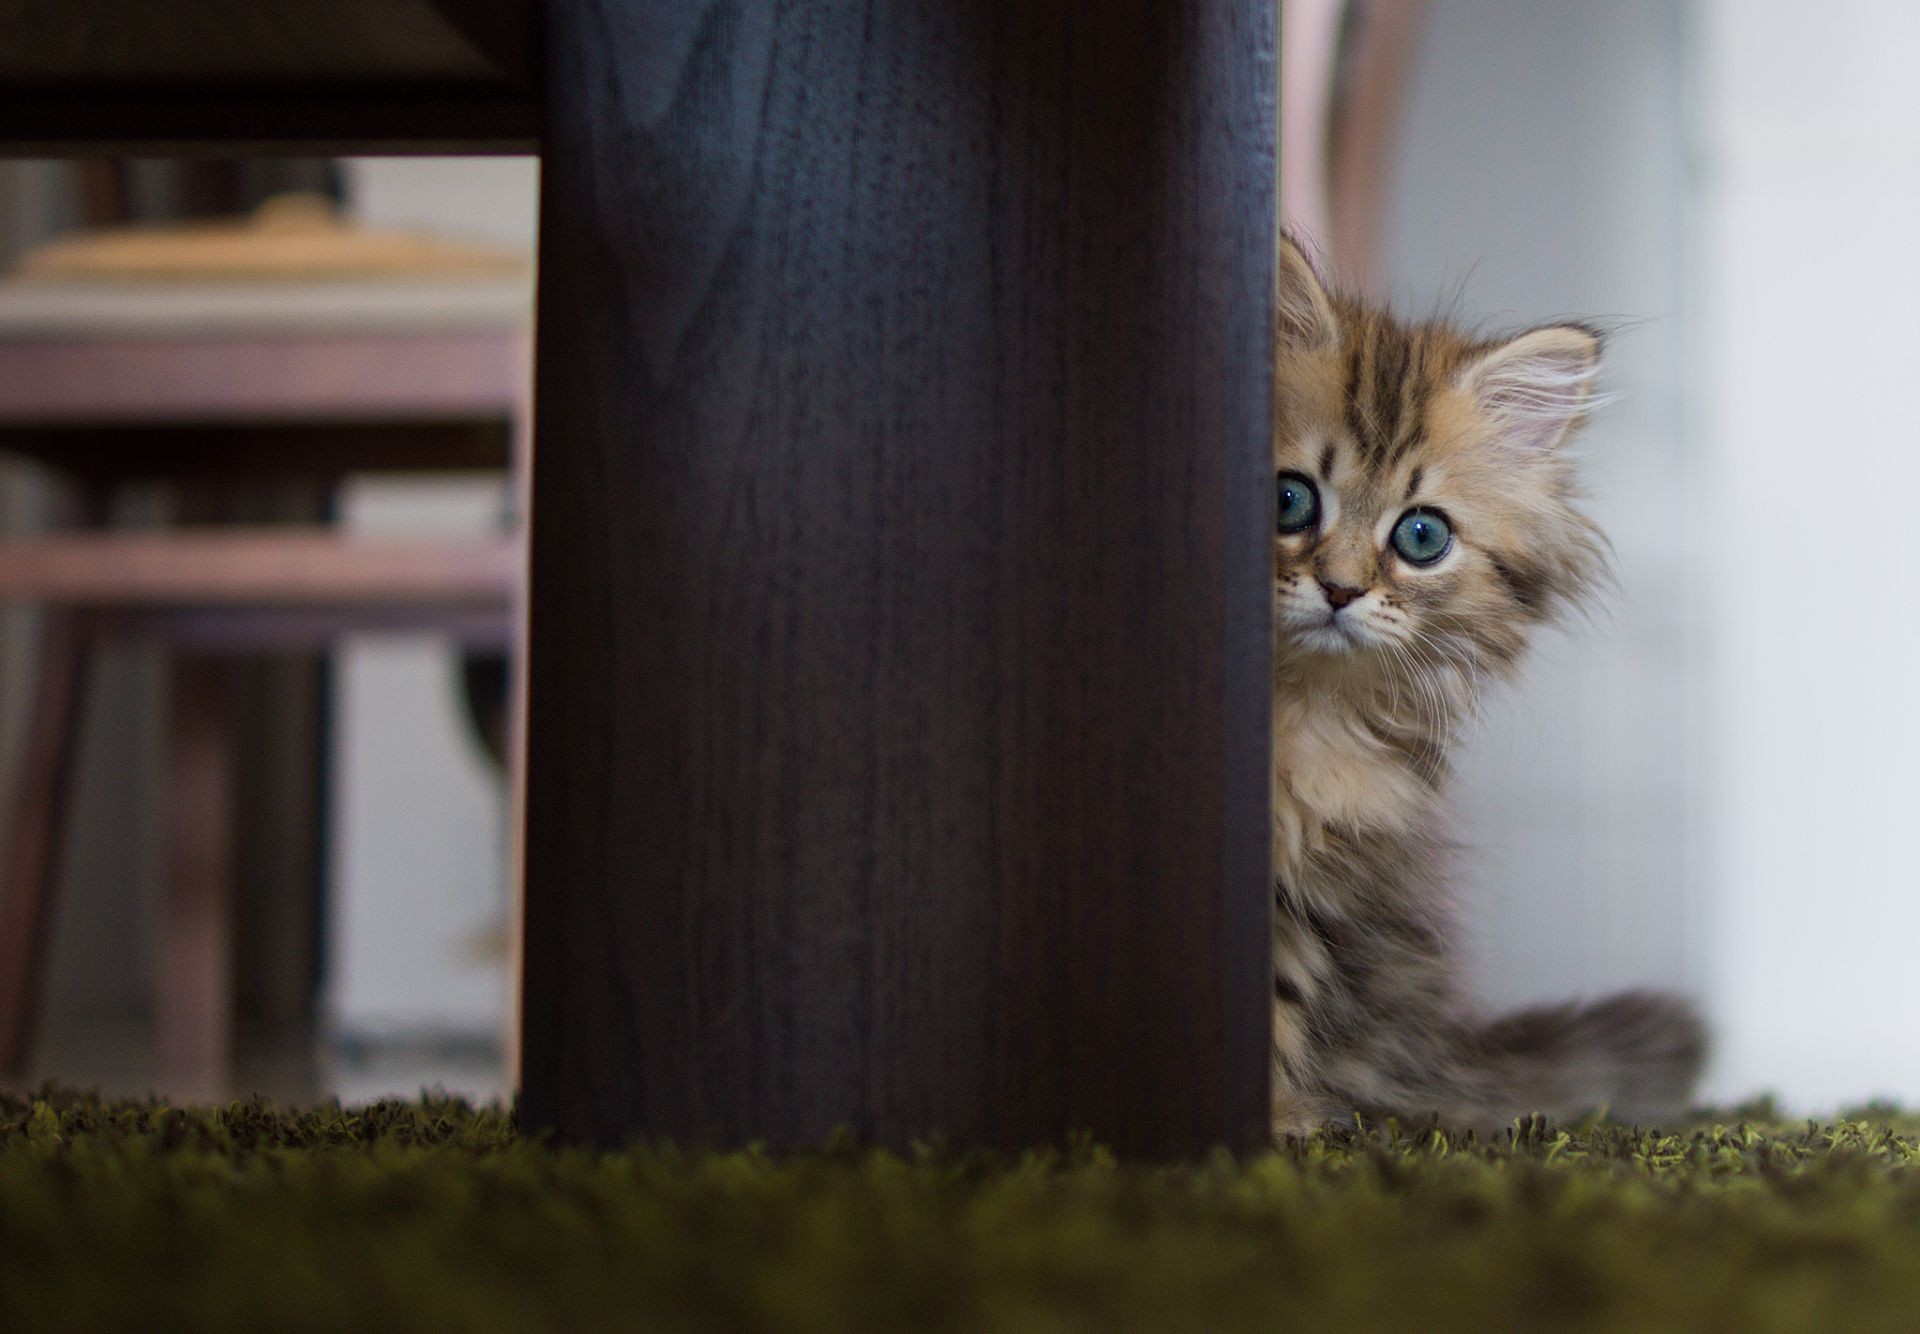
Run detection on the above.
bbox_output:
[5,1088,1920,1332]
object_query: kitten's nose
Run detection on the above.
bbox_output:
[1319,580,1363,611]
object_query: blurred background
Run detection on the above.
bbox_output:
[0,0,1905,1113]
[0,158,534,1106]
[1313,0,1911,1112]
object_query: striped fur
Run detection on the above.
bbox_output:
[1269,236,1704,1137]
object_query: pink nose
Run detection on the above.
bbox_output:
[1320,581,1363,610]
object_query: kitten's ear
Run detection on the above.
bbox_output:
[1457,324,1603,452]
[1276,234,1341,350]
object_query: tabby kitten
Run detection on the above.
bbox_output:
[1269,236,1704,1136]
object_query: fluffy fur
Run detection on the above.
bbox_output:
[1269,235,1704,1136]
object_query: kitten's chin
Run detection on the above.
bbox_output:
[1283,620,1368,657]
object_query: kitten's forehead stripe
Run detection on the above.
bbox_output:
[1387,345,1430,466]
[1352,328,1385,465]
[1331,314,1446,478]
[1318,443,1335,480]
[1341,335,1368,449]
[1377,333,1413,465]
[1405,466,1424,501]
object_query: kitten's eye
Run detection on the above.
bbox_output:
[1390,508,1453,565]
[1276,472,1320,534]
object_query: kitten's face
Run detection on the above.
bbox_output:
[1272,239,1605,686]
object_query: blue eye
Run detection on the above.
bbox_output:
[1276,472,1320,534]
[1390,508,1453,564]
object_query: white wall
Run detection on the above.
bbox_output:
[1387,0,1920,1113]
[343,158,539,249]
[1381,0,1696,1013]
[324,158,535,1045]
[1692,0,1920,1109]
[326,477,514,1041]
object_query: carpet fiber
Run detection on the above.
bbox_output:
[4,1087,1917,1331]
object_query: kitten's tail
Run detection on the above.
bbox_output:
[1461,990,1707,1128]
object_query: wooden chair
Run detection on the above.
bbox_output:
[1282,0,1429,289]
[0,211,530,1101]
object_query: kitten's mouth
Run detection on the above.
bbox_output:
[1293,616,1363,654]
[1276,589,1370,654]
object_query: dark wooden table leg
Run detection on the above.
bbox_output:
[0,609,93,1079]
[523,0,1276,1153]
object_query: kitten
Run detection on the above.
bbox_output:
[1269,235,1704,1136]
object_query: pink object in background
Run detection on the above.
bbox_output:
[1281,0,1428,292]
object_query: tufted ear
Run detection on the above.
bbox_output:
[1276,233,1341,350]
[1456,324,1603,452]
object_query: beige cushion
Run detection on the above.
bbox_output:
[0,194,534,340]
[12,193,529,283]
[0,278,533,340]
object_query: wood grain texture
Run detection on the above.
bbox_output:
[521,0,1275,1154]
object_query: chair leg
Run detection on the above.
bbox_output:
[0,611,93,1081]
[156,658,234,1103]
